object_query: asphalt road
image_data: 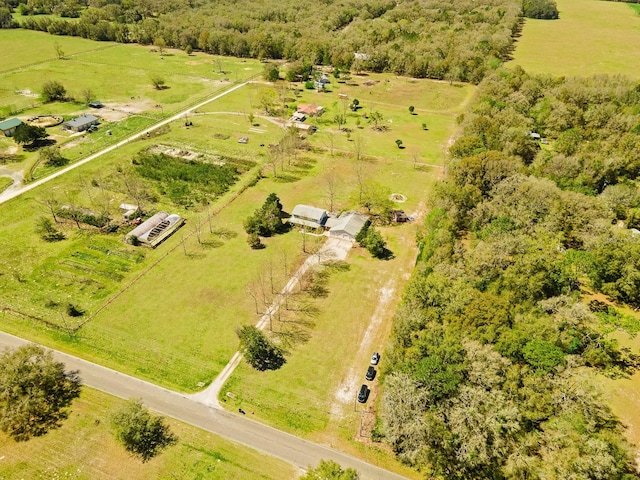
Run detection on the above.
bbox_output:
[0,331,409,479]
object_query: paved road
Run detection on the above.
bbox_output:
[0,81,251,205]
[0,331,409,479]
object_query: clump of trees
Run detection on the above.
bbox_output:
[356,221,388,259]
[110,399,178,462]
[0,345,81,442]
[244,193,285,248]
[523,0,559,19]
[378,67,640,478]
[236,325,286,371]
[17,0,521,83]
[39,146,67,167]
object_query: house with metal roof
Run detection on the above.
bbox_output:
[0,118,22,137]
[64,114,99,132]
[327,211,369,241]
[289,205,329,229]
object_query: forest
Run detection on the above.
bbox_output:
[0,0,523,82]
[379,68,640,478]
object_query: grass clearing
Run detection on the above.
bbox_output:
[0,387,297,480]
[509,0,640,78]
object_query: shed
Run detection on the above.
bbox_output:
[286,122,316,133]
[328,211,368,241]
[0,118,22,137]
[64,114,99,132]
[289,205,328,229]
[125,211,184,247]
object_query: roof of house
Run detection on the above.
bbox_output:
[329,211,368,239]
[290,204,328,228]
[0,118,22,131]
[65,114,98,129]
[296,104,323,115]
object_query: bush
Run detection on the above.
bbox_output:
[523,0,559,19]
[41,80,66,102]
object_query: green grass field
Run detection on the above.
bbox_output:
[509,0,640,77]
[0,387,297,480]
[0,29,469,475]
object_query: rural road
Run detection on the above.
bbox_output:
[0,331,409,480]
[0,80,252,205]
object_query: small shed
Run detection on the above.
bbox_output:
[64,114,99,132]
[0,118,22,137]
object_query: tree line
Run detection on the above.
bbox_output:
[2,0,523,83]
[378,67,640,478]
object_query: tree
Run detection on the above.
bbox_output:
[301,460,359,480]
[368,110,383,130]
[39,146,67,167]
[81,88,94,105]
[12,123,47,146]
[111,399,177,462]
[185,44,193,55]
[150,74,166,90]
[54,41,65,59]
[263,62,280,82]
[35,216,65,241]
[408,105,415,114]
[0,7,16,29]
[523,0,559,19]
[42,80,66,102]
[395,139,403,149]
[244,193,284,237]
[0,345,81,441]
[154,37,166,56]
[362,226,388,258]
[236,325,286,370]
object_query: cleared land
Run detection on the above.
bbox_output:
[0,387,298,480]
[509,0,640,78]
[0,30,470,475]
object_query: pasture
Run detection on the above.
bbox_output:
[509,0,640,78]
[0,31,469,472]
[0,387,297,480]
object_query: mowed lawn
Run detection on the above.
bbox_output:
[509,0,640,77]
[0,387,297,480]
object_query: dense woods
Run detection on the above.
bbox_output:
[380,69,640,478]
[1,0,522,82]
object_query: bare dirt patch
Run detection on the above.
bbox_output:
[99,100,158,122]
[16,89,38,97]
[148,144,226,165]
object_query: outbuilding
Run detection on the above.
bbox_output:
[64,113,99,132]
[0,118,22,137]
[289,204,329,229]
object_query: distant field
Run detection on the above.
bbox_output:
[0,387,297,480]
[509,0,640,77]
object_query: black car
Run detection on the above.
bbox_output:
[357,384,368,403]
[366,366,376,381]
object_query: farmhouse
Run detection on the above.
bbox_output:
[289,204,328,229]
[0,118,22,137]
[327,211,369,241]
[125,211,184,247]
[296,104,324,117]
[64,113,99,132]
[289,204,369,240]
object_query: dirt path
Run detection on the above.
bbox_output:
[190,236,353,407]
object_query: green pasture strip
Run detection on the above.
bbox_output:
[0,176,13,193]
[509,0,640,77]
[0,29,113,74]
[0,387,297,480]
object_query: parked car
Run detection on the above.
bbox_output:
[366,366,376,381]
[357,384,368,403]
[370,352,380,365]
